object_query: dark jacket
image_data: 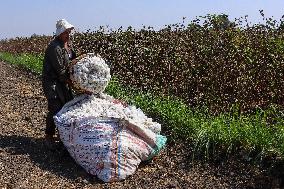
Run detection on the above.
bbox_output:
[42,38,76,104]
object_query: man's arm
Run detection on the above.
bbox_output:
[48,46,70,83]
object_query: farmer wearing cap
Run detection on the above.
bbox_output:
[42,19,77,148]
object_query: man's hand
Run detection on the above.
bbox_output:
[66,79,73,87]
[70,54,87,66]
[71,59,77,66]
[85,90,93,95]
[113,99,128,107]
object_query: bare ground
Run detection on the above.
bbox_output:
[0,61,283,189]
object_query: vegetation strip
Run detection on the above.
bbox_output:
[0,51,283,161]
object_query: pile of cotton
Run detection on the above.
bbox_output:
[54,54,167,182]
[70,53,111,94]
[54,95,167,182]
[56,94,162,134]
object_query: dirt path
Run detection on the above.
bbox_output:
[0,61,282,189]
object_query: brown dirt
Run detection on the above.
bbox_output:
[0,61,283,189]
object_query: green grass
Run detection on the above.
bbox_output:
[1,51,284,160]
[107,77,284,160]
[0,52,43,74]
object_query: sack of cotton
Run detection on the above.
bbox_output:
[54,94,167,182]
[69,53,111,94]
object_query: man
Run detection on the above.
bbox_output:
[42,19,76,149]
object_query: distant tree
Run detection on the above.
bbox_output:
[31,33,39,38]
[187,19,202,31]
[202,14,236,30]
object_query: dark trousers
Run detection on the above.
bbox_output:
[45,98,64,136]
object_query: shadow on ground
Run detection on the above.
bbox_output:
[0,134,103,184]
[1,134,283,188]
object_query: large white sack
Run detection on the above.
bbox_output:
[54,94,167,182]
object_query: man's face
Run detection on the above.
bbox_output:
[59,29,71,43]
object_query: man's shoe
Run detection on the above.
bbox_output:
[44,135,56,151]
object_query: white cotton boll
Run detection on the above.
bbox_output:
[80,65,88,73]
[89,75,97,82]
[70,53,111,94]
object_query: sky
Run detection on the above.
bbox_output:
[1,0,284,39]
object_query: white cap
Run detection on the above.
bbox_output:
[55,19,74,36]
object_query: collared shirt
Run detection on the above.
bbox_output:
[42,38,76,104]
